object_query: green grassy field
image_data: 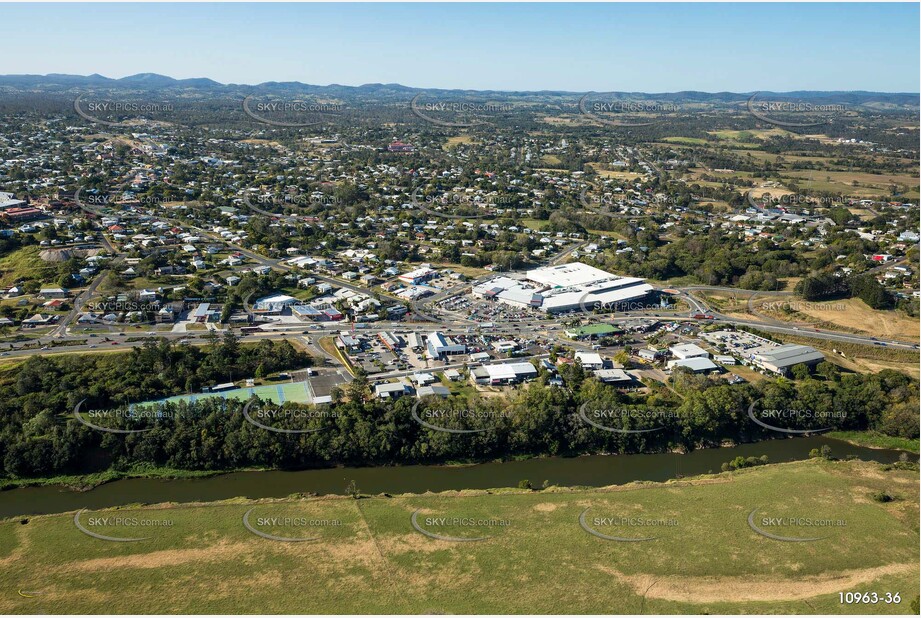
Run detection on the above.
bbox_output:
[0,246,59,287]
[0,459,917,614]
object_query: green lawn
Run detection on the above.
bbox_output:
[0,459,917,614]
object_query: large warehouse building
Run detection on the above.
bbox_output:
[472,262,654,314]
[752,344,824,376]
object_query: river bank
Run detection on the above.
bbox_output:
[826,430,919,453]
[1,458,917,614]
[0,435,914,520]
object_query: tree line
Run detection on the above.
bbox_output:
[0,338,915,479]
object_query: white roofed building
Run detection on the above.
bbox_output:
[752,344,824,376]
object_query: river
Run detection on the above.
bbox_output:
[0,436,911,519]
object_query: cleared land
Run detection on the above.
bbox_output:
[0,246,60,287]
[0,459,917,614]
[756,297,919,344]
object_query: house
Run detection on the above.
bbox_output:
[38,287,68,299]
[22,313,58,327]
[637,348,662,362]
[156,306,177,323]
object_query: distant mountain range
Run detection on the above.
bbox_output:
[0,73,917,105]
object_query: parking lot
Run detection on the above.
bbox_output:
[437,292,550,325]
[699,329,778,358]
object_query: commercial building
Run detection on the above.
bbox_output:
[254,293,298,313]
[398,267,437,285]
[471,362,538,385]
[191,303,220,323]
[669,343,710,360]
[417,385,450,398]
[667,357,719,373]
[594,368,636,386]
[337,333,362,353]
[374,382,412,399]
[529,262,653,314]
[574,351,604,370]
[752,344,824,376]
[472,262,653,315]
[408,332,425,351]
[378,331,403,350]
[472,276,543,309]
[426,331,466,359]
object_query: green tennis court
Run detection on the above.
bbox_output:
[143,380,313,407]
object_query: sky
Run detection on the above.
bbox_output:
[1,3,918,92]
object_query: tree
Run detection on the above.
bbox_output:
[790,363,812,381]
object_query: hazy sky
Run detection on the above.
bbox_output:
[2,3,918,92]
